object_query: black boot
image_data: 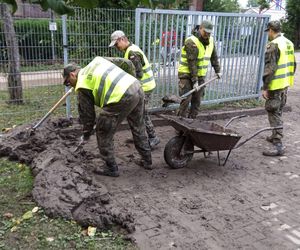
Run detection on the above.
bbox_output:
[94,163,119,177]
[263,143,285,156]
[149,136,160,149]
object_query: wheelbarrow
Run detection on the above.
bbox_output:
[160,114,282,168]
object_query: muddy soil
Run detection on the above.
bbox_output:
[0,56,299,249]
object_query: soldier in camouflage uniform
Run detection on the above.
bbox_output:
[262,21,296,156]
[62,57,153,177]
[109,30,160,149]
[178,20,221,119]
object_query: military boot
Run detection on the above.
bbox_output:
[266,135,275,144]
[94,163,119,177]
[149,136,160,149]
[135,157,153,170]
[263,143,285,156]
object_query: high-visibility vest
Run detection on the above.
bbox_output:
[124,44,156,92]
[268,35,295,90]
[178,35,214,77]
[75,57,136,107]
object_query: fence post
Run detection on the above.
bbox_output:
[62,14,72,118]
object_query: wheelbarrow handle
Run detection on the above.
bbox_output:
[224,114,248,128]
[180,76,218,99]
[233,126,283,149]
[32,87,74,130]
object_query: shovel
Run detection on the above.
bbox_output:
[162,76,218,107]
[29,87,74,134]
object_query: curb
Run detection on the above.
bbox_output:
[118,105,292,131]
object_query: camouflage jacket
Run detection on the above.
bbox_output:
[262,34,297,90]
[178,30,220,82]
[126,43,145,79]
[77,57,137,137]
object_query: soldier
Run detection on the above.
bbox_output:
[178,20,221,119]
[62,57,153,177]
[109,30,160,149]
[262,21,296,156]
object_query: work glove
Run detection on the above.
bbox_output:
[193,81,199,89]
[216,72,222,79]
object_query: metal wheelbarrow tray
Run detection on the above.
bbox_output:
[160,114,282,168]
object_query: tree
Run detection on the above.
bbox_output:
[1,0,155,15]
[203,0,240,13]
[282,0,300,48]
[0,3,23,104]
[257,0,269,13]
[247,0,259,7]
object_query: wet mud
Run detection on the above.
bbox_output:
[0,118,135,233]
[1,69,300,248]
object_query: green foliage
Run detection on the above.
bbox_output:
[247,0,259,7]
[282,0,300,48]
[0,159,135,249]
[204,0,240,13]
[257,0,269,12]
[1,0,154,14]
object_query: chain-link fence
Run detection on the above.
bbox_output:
[0,4,270,129]
[134,9,270,109]
[0,4,135,128]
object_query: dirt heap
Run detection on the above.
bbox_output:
[0,118,135,233]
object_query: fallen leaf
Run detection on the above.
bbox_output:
[10,226,18,232]
[46,237,54,242]
[22,211,33,220]
[32,207,39,213]
[87,226,97,237]
[3,213,13,219]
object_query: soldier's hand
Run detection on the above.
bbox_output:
[216,72,222,79]
[262,90,269,100]
[193,82,199,89]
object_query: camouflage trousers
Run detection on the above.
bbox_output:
[95,81,152,166]
[177,77,205,119]
[144,92,156,138]
[265,88,288,144]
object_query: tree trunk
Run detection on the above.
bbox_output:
[189,0,203,11]
[0,3,23,104]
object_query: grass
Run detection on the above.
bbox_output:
[0,159,135,250]
[0,85,78,130]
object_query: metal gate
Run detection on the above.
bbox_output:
[134,8,270,109]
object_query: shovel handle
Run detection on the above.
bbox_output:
[180,76,218,99]
[32,87,74,130]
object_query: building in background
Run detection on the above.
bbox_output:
[244,0,286,21]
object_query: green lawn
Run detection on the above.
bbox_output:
[0,159,135,249]
[0,85,78,130]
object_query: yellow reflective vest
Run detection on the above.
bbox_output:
[124,44,156,92]
[178,35,214,77]
[75,57,136,107]
[268,35,295,90]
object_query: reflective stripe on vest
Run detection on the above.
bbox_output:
[268,35,295,90]
[75,57,136,107]
[178,35,214,76]
[124,44,156,92]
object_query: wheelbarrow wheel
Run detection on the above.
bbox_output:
[164,136,194,169]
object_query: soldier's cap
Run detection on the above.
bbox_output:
[201,20,214,33]
[109,30,125,47]
[62,63,80,84]
[264,21,281,32]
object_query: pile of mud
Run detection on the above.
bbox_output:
[0,118,135,234]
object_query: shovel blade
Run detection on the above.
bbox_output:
[162,95,182,107]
